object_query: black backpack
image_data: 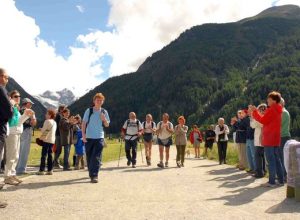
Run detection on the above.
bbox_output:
[143,121,154,129]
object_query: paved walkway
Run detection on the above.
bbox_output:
[1,146,300,220]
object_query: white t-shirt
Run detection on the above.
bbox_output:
[157,121,174,139]
[123,119,143,140]
[142,121,156,134]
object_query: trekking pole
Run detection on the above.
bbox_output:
[117,139,123,167]
[140,140,144,164]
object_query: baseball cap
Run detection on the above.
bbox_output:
[22,98,34,105]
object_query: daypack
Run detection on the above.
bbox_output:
[86,107,106,129]
[125,119,140,134]
[143,121,154,129]
[157,121,172,130]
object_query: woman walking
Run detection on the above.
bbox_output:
[142,114,156,166]
[4,90,33,185]
[250,91,284,187]
[37,109,57,175]
[189,125,202,158]
[215,118,230,165]
[175,116,188,168]
[204,125,215,159]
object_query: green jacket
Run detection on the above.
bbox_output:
[281,108,291,138]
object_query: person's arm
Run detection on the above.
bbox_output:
[225,125,230,135]
[138,121,143,137]
[252,108,273,126]
[189,131,194,144]
[166,123,174,134]
[101,110,110,128]
[82,109,89,143]
[156,122,162,134]
[121,121,127,139]
[40,120,50,139]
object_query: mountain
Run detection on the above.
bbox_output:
[69,5,300,136]
[35,88,76,109]
[6,78,47,125]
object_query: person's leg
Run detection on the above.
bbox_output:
[236,143,242,167]
[63,145,71,169]
[274,147,284,184]
[132,140,137,166]
[47,143,53,172]
[53,136,62,166]
[39,143,48,172]
[176,145,180,163]
[217,142,222,164]
[279,137,289,180]
[250,140,256,171]
[181,145,186,165]
[0,133,5,170]
[149,142,152,162]
[246,139,255,171]
[223,142,228,164]
[165,147,170,163]
[255,147,262,176]
[241,143,248,169]
[125,140,132,164]
[262,147,266,174]
[264,147,276,185]
[85,140,93,177]
[194,147,197,158]
[89,139,104,180]
[159,145,164,162]
[4,134,19,178]
[17,128,32,174]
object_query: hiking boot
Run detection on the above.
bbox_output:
[53,163,63,169]
[132,165,136,168]
[176,162,181,168]
[46,171,53,175]
[12,176,23,184]
[127,161,131,166]
[4,177,19,186]
[36,171,45,175]
[91,177,98,183]
[146,158,151,166]
[165,162,169,168]
[260,182,276,188]
[157,162,164,168]
[0,201,8,208]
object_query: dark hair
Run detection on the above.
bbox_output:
[10,90,20,98]
[268,91,281,103]
[62,108,70,114]
[47,109,56,119]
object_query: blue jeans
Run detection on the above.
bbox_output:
[265,147,284,185]
[246,139,256,171]
[63,145,71,169]
[125,140,138,165]
[85,139,104,178]
[279,136,290,180]
[255,146,266,177]
[39,142,54,172]
[17,128,32,173]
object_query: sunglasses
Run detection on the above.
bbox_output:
[13,95,21,98]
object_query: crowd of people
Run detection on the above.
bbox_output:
[0,67,292,209]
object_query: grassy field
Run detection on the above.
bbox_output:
[28,130,238,167]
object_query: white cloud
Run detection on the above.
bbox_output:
[76,5,85,13]
[1,0,299,97]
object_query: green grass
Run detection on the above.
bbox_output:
[28,131,126,167]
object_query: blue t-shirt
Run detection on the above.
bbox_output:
[83,107,110,139]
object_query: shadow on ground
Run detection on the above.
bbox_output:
[265,198,300,214]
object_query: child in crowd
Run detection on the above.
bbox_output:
[74,115,85,170]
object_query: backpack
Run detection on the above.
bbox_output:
[157,121,171,130]
[125,119,140,134]
[143,121,154,129]
[86,107,106,129]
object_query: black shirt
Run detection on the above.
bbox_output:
[0,86,13,135]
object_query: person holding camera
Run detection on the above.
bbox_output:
[189,125,203,158]
[37,109,57,175]
[215,118,230,165]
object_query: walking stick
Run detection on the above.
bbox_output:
[140,140,144,164]
[117,139,123,167]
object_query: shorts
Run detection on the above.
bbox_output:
[143,133,153,143]
[158,137,172,147]
[205,141,214,149]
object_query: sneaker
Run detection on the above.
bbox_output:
[177,162,181,168]
[4,177,19,186]
[157,162,164,168]
[127,161,131,166]
[53,164,63,169]
[12,176,23,184]
[91,177,98,183]
[46,171,53,175]
[260,182,276,188]
[165,162,169,168]
[36,171,45,175]
[132,165,136,168]
[0,201,8,208]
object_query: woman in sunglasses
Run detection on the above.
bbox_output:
[4,90,33,185]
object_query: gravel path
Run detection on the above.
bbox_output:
[1,145,300,220]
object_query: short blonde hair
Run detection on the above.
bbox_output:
[93,93,105,101]
[178,116,186,123]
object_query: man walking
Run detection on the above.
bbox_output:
[82,93,110,183]
[0,68,13,208]
[121,112,143,168]
[16,98,36,174]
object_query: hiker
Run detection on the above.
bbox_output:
[37,109,57,175]
[53,105,66,169]
[204,125,216,159]
[235,110,248,170]
[231,117,238,144]
[249,91,284,187]
[279,98,291,182]
[245,110,256,174]
[16,98,37,175]
[175,116,188,168]
[73,115,85,170]
[189,125,202,158]
[156,113,174,168]
[4,90,33,185]
[142,114,156,166]
[82,93,110,183]
[121,112,143,168]
[0,68,13,209]
[59,108,76,171]
[215,118,230,165]
[250,104,267,178]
